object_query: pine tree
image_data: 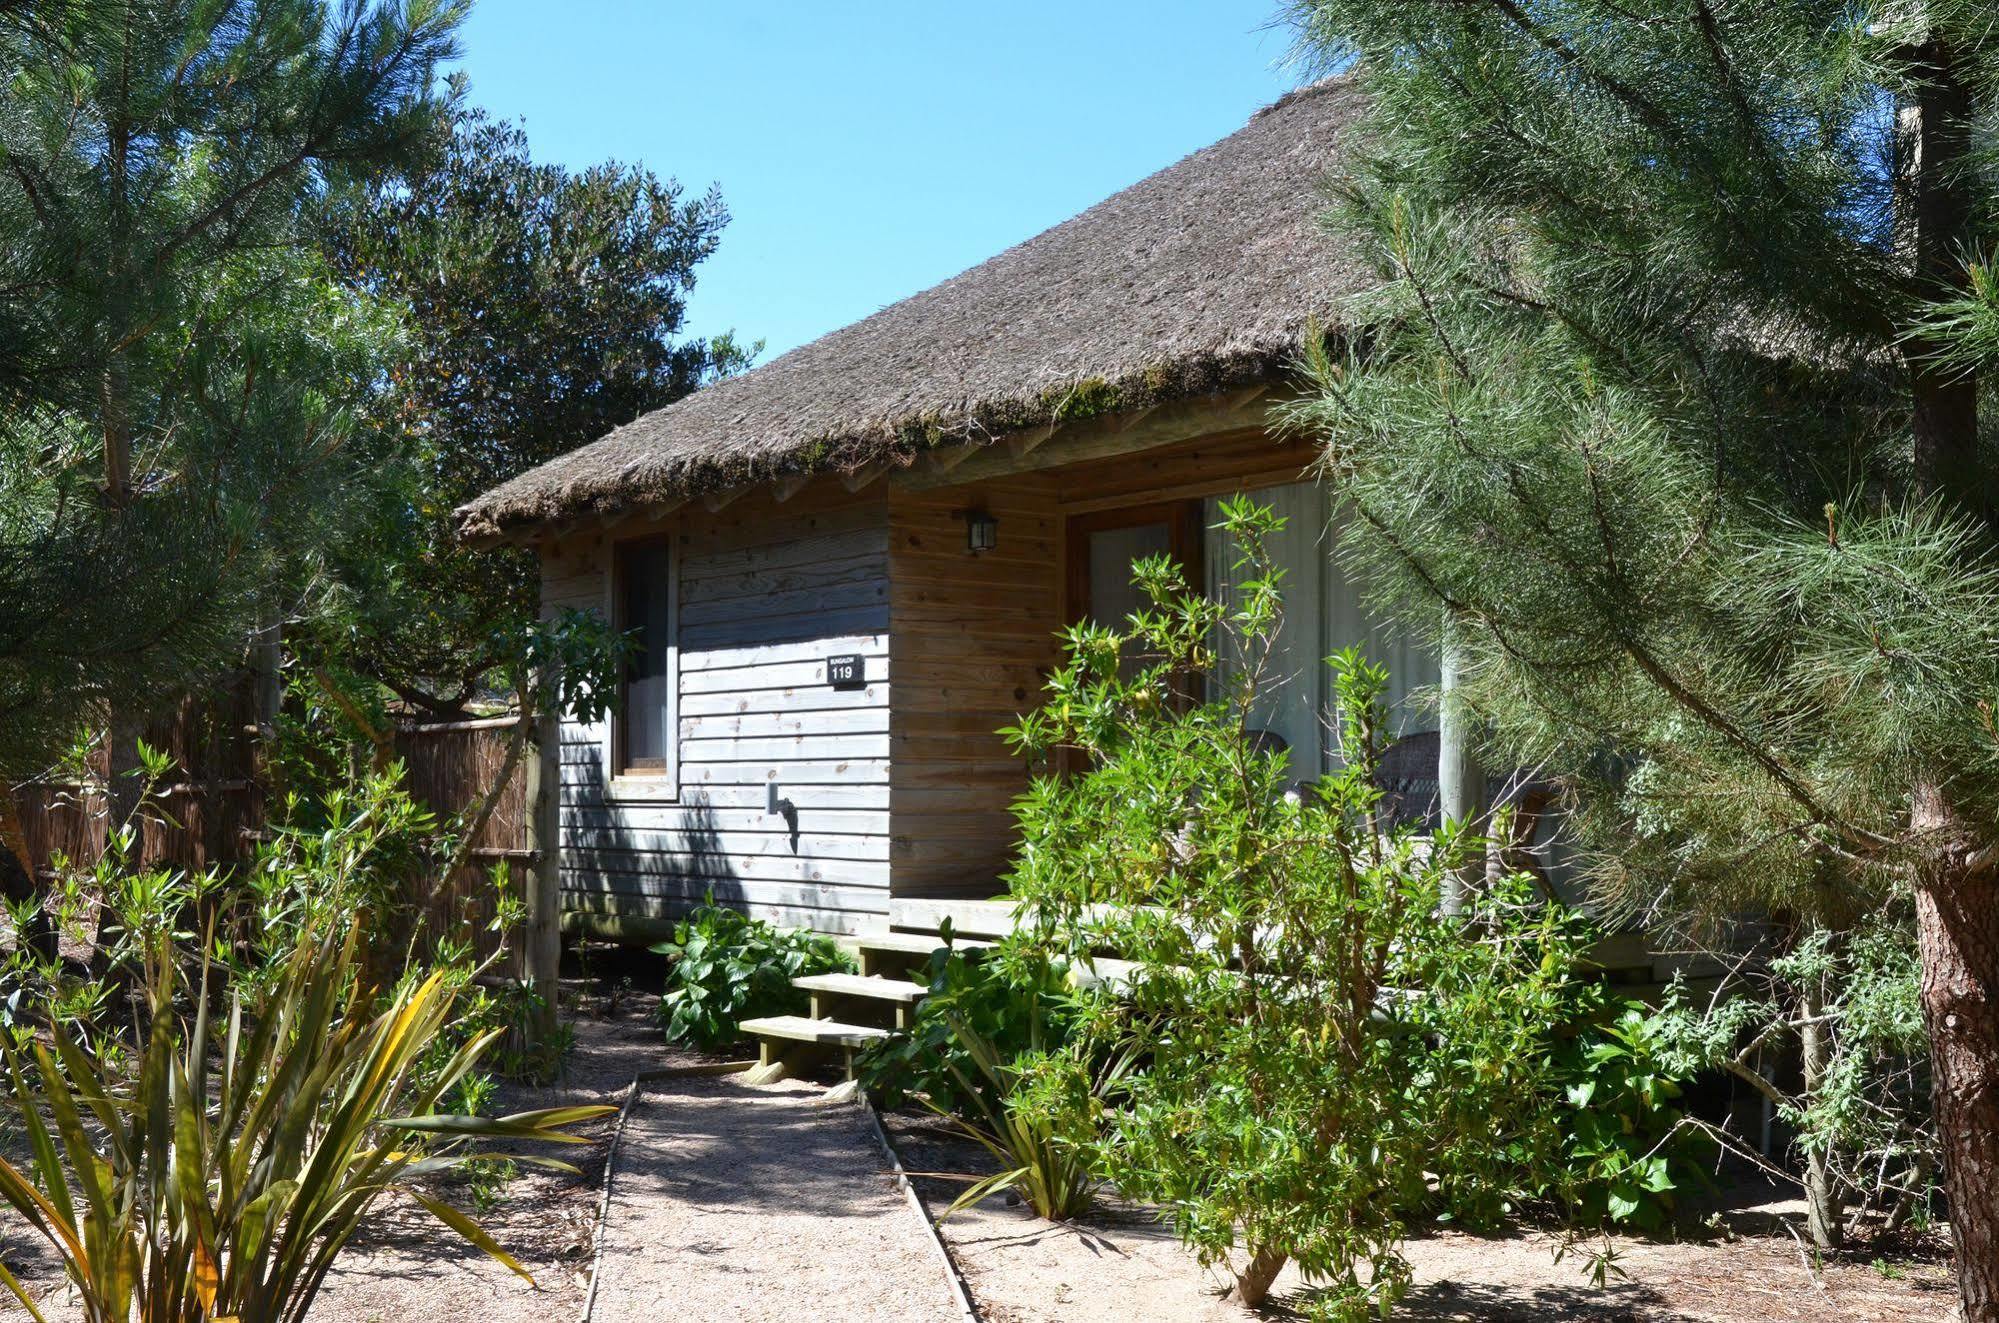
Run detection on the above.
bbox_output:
[1285,4,1999,1314]
[0,1,461,792]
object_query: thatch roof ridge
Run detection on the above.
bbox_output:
[458,75,1371,540]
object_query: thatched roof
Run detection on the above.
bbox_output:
[457,76,1373,541]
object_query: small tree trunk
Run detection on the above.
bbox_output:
[0,790,53,964]
[90,711,148,980]
[1231,1245,1287,1307]
[312,667,394,773]
[522,699,561,1039]
[1438,606,1485,915]
[1913,785,1999,1322]
[1901,31,1999,1318]
[1798,970,1843,1250]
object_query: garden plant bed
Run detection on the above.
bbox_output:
[882,1115,1960,1323]
[0,968,698,1323]
[0,957,1959,1323]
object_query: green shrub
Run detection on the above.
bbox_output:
[0,886,608,1322]
[1442,992,1708,1232]
[0,754,612,1322]
[1001,498,1602,1320]
[1549,1001,1709,1229]
[856,939,1080,1113]
[652,901,853,1049]
[927,1019,1110,1222]
[1651,919,1936,1242]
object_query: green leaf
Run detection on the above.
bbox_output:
[410,1190,535,1285]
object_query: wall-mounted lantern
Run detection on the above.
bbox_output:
[959,508,999,555]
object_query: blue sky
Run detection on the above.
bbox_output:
[453,3,1301,362]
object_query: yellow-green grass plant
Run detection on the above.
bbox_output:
[0,921,611,1323]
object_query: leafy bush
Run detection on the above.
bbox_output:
[1541,999,1707,1230]
[857,939,1080,1113]
[1002,498,1601,1320]
[0,755,608,1321]
[1651,918,1936,1244]
[652,901,853,1049]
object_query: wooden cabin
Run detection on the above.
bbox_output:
[456,79,1465,940]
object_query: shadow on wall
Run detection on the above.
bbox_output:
[562,743,745,925]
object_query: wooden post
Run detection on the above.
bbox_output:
[523,696,561,1039]
[1437,607,1486,917]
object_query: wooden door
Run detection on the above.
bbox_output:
[1065,500,1205,631]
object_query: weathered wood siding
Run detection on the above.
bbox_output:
[886,473,1065,898]
[541,422,1344,931]
[543,484,894,935]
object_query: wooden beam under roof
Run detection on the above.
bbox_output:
[840,461,891,493]
[894,388,1293,492]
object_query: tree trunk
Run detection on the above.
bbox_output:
[1438,606,1486,915]
[1912,786,1999,1321]
[0,790,54,964]
[1798,970,1843,1250]
[1231,1244,1287,1307]
[1903,29,1998,1317]
[89,710,146,982]
[522,698,561,1040]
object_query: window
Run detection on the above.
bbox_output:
[614,538,675,781]
[1204,481,1439,778]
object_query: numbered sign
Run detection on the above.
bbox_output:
[827,653,866,689]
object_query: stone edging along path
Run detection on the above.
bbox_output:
[582,1068,975,1323]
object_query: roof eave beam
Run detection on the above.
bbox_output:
[894,386,1289,492]
[841,462,890,493]
[920,442,981,478]
[1007,422,1056,460]
[1224,382,1271,411]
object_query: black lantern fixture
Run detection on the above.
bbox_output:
[960,508,998,554]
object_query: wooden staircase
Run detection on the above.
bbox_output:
[736,897,1145,1084]
[737,899,1006,1085]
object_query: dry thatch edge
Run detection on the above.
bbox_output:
[456,344,1302,543]
[455,76,1374,543]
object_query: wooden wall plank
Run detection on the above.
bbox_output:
[544,486,894,934]
[887,471,1063,899]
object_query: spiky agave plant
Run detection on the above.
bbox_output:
[0,921,611,1322]
[930,1014,1101,1224]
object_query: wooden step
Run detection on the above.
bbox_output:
[856,930,996,955]
[792,972,928,1029]
[888,897,1018,940]
[853,930,993,977]
[1068,956,1142,990]
[738,1014,895,1085]
[792,972,928,1004]
[738,1014,893,1047]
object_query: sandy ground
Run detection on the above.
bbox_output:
[885,1115,1961,1323]
[0,951,1964,1323]
[590,1075,961,1323]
